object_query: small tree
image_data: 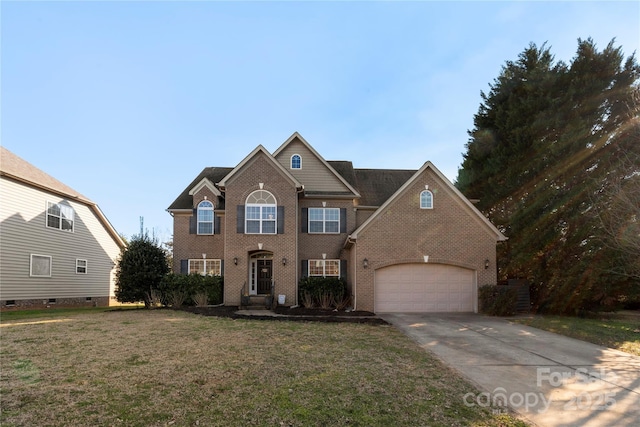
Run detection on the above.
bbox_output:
[115,233,169,308]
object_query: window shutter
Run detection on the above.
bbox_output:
[277,206,285,234]
[340,208,347,233]
[221,259,225,276]
[340,260,347,280]
[237,205,245,233]
[301,208,308,233]
[189,209,197,234]
[180,260,188,274]
[214,215,221,234]
[301,260,308,277]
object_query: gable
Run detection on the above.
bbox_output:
[273,133,360,197]
[350,162,507,242]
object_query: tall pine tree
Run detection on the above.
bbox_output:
[457,39,640,313]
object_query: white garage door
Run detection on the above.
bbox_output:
[375,264,475,313]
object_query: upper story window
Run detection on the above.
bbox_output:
[309,208,340,233]
[245,190,277,234]
[197,200,214,234]
[291,154,302,169]
[420,190,433,209]
[47,202,74,231]
[309,259,340,277]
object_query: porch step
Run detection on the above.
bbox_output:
[241,295,273,309]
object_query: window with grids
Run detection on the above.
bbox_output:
[291,154,301,169]
[420,190,433,209]
[47,202,74,231]
[309,208,339,233]
[76,259,87,274]
[188,259,222,276]
[197,200,214,234]
[308,259,340,277]
[245,190,277,234]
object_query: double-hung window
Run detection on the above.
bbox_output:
[308,259,340,277]
[76,259,87,274]
[245,190,277,234]
[188,259,222,276]
[309,208,339,233]
[197,200,214,234]
[47,202,74,231]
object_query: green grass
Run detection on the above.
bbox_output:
[512,313,640,356]
[0,305,142,321]
[0,309,528,427]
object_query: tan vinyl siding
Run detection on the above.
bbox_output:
[274,139,350,193]
[0,177,121,301]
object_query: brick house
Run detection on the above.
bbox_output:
[168,133,506,313]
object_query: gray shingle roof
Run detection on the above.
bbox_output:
[167,167,233,210]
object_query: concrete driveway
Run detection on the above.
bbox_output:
[380,313,640,427]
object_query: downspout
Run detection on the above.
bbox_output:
[295,185,304,306]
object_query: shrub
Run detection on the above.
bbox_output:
[478,284,518,316]
[298,276,347,309]
[159,273,224,306]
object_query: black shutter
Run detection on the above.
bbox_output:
[301,208,308,233]
[340,208,347,233]
[340,260,347,280]
[237,205,245,233]
[301,260,308,277]
[214,215,221,234]
[189,209,197,234]
[221,259,225,276]
[277,206,285,234]
[180,260,188,274]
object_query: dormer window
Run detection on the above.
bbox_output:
[197,200,214,234]
[420,190,433,209]
[291,154,302,169]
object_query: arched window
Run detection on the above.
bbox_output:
[420,190,433,209]
[197,200,214,234]
[291,154,302,169]
[245,190,277,234]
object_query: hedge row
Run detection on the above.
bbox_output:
[157,273,223,307]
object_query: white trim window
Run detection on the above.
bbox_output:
[30,254,52,277]
[245,190,277,234]
[309,259,340,277]
[47,202,74,231]
[197,200,214,234]
[420,190,434,209]
[188,259,222,276]
[291,154,302,169]
[309,208,339,233]
[76,259,87,274]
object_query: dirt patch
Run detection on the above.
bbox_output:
[177,305,387,325]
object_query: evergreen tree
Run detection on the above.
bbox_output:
[457,39,640,313]
[115,233,170,307]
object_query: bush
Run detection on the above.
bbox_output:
[298,276,347,309]
[159,273,224,306]
[478,284,518,316]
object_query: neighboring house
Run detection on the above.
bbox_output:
[0,147,125,309]
[168,133,507,313]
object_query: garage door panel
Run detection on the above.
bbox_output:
[375,264,475,313]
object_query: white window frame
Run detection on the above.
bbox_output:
[245,190,277,234]
[308,259,340,277]
[46,201,74,232]
[197,200,214,235]
[420,190,434,209]
[76,259,87,274]
[188,259,222,276]
[30,254,52,277]
[308,208,340,233]
[291,154,302,169]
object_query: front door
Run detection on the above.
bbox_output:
[257,259,272,295]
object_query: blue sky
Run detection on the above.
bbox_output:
[2,1,639,242]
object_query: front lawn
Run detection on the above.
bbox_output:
[512,313,640,356]
[1,309,526,426]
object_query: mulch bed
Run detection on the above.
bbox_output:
[177,305,388,325]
